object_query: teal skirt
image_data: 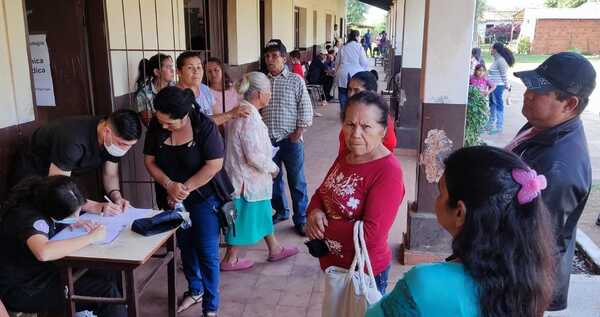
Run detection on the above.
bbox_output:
[225,197,274,246]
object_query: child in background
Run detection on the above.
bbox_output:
[469,64,496,97]
[289,50,304,79]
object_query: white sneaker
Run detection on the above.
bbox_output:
[75,311,97,317]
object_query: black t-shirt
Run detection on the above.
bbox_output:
[27,116,120,175]
[144,111,224,205]
[0,206,59,296]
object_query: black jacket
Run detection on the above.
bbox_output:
[511,117,591,311]
[306,58,327,85]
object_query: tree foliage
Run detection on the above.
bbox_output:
[544,0,587,7]
[347,0,367,25]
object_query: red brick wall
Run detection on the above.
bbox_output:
[531,19,600,54]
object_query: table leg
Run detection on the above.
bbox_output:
[60,266,76,317]
[125,269,138,317]
[167,235,177,317]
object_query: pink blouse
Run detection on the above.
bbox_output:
[211,87,240,114]
[224,100,279,201]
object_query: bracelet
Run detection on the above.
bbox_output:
[164,180,173,189]
[107,189,121,200]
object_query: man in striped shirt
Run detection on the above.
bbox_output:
[262,40,313,236]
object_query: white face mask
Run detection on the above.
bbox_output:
[104,129,128,157]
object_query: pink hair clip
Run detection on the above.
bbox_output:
[512,168,547,205]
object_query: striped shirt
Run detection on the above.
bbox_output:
[488,55,509,86]
[263,68,313,141]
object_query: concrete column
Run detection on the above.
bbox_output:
[403,0,476,264]
[395,0,424,150]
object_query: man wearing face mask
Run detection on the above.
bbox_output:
[10,109,142,216]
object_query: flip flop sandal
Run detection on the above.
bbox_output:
[268,246,299,262]
[177,291,203,313]
[220,257,254,271]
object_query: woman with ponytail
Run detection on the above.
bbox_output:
[0,176,126,316]
[220,72,299,271]
[486,42,515,134]
[367,146,555,317]
[205,57,241,115]
[143,86,229,316]
[133,53,175,126]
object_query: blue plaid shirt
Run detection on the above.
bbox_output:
[262,68,313,141]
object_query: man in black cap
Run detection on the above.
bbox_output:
[506,52,596,311]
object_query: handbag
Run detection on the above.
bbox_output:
[195,169,237,237]
[214,200,236,237]
[321,221,382,317]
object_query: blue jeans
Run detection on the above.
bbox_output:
[338,87,349,114]
[179,195,222,313]
[272,137,309,226]
[374,265,391,295]
[487,85,505,130]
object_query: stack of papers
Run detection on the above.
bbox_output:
[51,207,151,245]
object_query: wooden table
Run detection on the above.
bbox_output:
[58,213,177,317]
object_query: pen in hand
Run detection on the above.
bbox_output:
[103,195,122,216]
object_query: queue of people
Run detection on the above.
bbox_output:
[0,29,596,317]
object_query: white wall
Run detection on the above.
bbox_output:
[227,0,260,65]
[402,0,425,68]
[423,0,476,104]
[271,0,294,49]
[0,0,34,128]
[393,0,405,53]
[106,0,186,97]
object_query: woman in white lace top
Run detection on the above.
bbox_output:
[221,72,299,271]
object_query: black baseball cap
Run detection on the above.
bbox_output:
[514,52,596,99]
[264,39,287,56]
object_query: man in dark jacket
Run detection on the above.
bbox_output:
[306,49,333,101]
[506,52,596,311]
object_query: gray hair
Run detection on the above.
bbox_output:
[236,71,271,101]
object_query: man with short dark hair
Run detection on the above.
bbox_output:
[262,39,313,236]
[507,52,596,311]
[11,109,142,215]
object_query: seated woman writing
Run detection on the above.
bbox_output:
[366,146,555,317]
[0,176,126,317]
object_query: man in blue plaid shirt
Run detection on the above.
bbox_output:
[262,39,313,236]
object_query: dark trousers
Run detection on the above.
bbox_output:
[323,76,334,100]
[271,138,309,226]
[338,87,349,113]
[2,270,126,317]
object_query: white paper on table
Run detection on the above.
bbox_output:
[50,207,151,245]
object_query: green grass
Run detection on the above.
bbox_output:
[478,43,600,67]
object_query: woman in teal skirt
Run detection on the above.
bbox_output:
[221,71,299,271]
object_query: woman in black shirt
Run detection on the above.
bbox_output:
[0,176,126,316]
[144,86,225,316]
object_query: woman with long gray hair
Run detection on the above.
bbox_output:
[220,72,299,271]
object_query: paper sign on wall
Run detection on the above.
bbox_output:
[28,34,56,106]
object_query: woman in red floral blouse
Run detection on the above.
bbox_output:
[306,91,405,294]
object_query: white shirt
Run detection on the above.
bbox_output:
[335,41,369,88]
[224,100,279,201]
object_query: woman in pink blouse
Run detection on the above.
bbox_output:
[306,91,405,294]
[221,72,299,271]
[205,57,241,115]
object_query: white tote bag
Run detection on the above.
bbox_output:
[322,221,382,317]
